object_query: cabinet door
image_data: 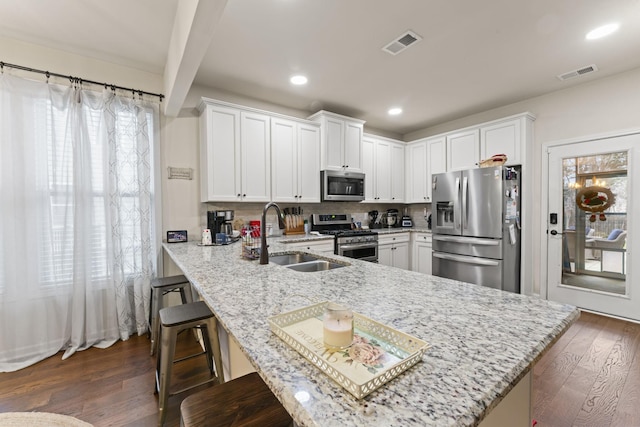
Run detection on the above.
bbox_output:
[414,243,432,274]
[271,118,298,202]
[297,123,321,203]
[406,141,428,203]
[375,140,392,202]
[480,119,521,165]
[241,112,271,202]
[393,242,410,270]
[426,137,446,202]
[390,143,405,202]
[324,117,344,170]
[200,104,240,202]
[344,121,363,171]
[362,137,376,201]
[447,129,479,171]
[378,244,393,267]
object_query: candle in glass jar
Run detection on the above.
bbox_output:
[323,303,354,350]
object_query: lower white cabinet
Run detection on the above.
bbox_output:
[282,238,335,255]
[378,233,410,270]
[411,232,432,275]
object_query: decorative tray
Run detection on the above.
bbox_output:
[268,301,429,399]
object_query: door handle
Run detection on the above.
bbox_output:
[550,230,563,236]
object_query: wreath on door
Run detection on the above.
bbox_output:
[575,185,615,222]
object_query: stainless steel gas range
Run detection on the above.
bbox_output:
[310,214,378,262]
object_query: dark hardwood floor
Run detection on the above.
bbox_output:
[533,311,640,427]
[1,310,638,426]
[0,331,216,426]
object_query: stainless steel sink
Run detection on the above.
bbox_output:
[269,252,348,272]
[285,260,347,272]
[269,253,320,266]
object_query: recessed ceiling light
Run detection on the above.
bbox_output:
[290,75,308,85]
[388,107,403,116]
[586,23,620,40]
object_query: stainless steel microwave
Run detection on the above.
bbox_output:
[321,170,365,202]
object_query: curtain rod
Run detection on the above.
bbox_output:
[0,60,164,101]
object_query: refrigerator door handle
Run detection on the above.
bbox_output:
[462,175,468,230]
[455,177,461,230]
[433,235,500,246]
[433,252,500,266]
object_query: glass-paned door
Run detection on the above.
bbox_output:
[547,134,638,321]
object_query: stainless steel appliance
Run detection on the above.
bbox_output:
[431,165,521,293]
[310,213,378,262]
[321,170,365,202]
[401,207,413,228]
[382,209,398,228]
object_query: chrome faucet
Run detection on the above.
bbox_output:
[259,202,286,264]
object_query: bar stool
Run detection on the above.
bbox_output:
[156,301,224,426]
[149,275,191,356]
[180,372,292,427]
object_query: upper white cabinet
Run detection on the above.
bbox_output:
[240,112,272,202]
[199,103,240,202]
[405,113,534,204]
[480,118,522,166]
[271,118,321,203]
[362,134,405,203]
[447,129,479,171]
[199,102,270,202]
[406,136,445,203]
[390,143,405,202]
[308,110,365,171]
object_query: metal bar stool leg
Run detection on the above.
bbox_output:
[157,324,178,427]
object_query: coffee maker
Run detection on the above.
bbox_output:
[207,210,226,235]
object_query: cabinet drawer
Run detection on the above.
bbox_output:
[378,232,410,245]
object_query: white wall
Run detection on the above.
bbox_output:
[5,35,640,291]
[406,67,640,294]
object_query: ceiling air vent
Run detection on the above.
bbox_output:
[382,30,422,55]
[557,64,598,81]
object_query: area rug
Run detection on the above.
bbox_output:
[0,412,93,426]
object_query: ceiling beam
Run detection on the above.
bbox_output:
[163,0,227,116]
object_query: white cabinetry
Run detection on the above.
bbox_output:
[480,118,522,166]
[363,134,404,203]
[411,232,432,275]
[447,129,479,171]
[406,136,445,203]
[390,143,405,202]
[199,100,271,202]
[283,239,334,255]
[271,118,321,203]
[378,233,410,270]
[308,110,365,171]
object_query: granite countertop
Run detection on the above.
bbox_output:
[163,239,578,427]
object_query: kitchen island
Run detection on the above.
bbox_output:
[163,238,578,426]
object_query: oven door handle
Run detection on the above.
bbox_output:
[338,243,377,251]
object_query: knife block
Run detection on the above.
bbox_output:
[284,215,305,235]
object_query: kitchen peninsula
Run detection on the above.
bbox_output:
[163,238,578,426]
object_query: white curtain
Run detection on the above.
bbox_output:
[0,73,158,372]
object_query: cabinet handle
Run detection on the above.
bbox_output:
[243,194,246,197]
[237,193,241,197]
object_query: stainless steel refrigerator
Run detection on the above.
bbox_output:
[431,165,521,293]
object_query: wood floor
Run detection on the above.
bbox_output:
[1,311,638,426]
[533,310,640,426]
[0,332,216,426]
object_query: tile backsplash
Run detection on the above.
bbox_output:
[200,201,431,233]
